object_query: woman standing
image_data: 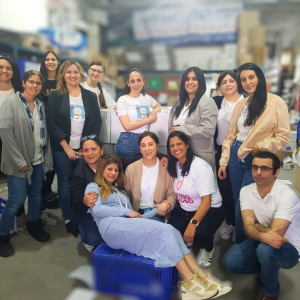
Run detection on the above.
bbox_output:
[39,50,60,211]
[125,131,176,222]
[82,61,117,110]
[0,71,53,257]
[115,68,161,157]
[213,71,244,242]
[87,155,231,299]
[167,131,225,268]
[168,66,218,168]
[218,63,291,244]
[46,60,102,233]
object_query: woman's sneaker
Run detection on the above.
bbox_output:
[41,212,57,226]
[181,273,218,299]
[197,248,214,268]
[219,224,233,240]
[205,276,232,298]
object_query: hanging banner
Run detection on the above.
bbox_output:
[133,2,243,45]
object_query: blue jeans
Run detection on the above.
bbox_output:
[52,150,80,220]
[115,132,140,157]
[225,239,299,296]
[78,213,103,246]
[138,208,165,223]
[0,163,44,235]
[228,140,254,243]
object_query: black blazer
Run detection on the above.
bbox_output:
[46,86,102,151]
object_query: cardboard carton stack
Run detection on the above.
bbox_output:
[238,11,266,66]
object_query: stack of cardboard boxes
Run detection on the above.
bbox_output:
[238,10,266,66]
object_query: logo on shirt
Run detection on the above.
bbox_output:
[136,105,150,119]
[70,105,85,121]
[176,193,194,204]
[176,180,183,190]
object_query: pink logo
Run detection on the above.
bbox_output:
[176,180,183,190]
[176,193,194,204]
[70,106,73,110]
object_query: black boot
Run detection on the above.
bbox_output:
[0,234,15,257]
[27,220,50,242]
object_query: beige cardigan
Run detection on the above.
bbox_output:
[125,158,177,211]
[220,92,291,166]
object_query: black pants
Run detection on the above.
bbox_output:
[215,144,235,226]
[41,170,56,196]
[168,204,225,251]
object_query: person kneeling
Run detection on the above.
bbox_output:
[225,152,300,300]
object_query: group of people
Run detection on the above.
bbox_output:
[0,51,299,300]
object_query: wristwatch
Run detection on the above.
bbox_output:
[190,219,199,227]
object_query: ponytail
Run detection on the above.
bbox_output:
[97,81,108,109]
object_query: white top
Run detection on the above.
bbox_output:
[0,88,15,109]
[69,94,85,149]
[236,105,251,142]
[173,156,222,212]
[173,104,191,126]
[217,95,244,145]
[117,94,157,134]
[81,82,116,110]
[140,158,159,209]
[240,181,300,258]
[32,103,43,165]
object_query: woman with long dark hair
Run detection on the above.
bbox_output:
[167,131,225,269]
[168,66,218,168]
[218,63,290,244]
[39,51,60,212]
[0,70,53,257]
[87,155,231,299]
[82,61,116,111]
[115,68,161,157]
[46,60,101,233]
[213,71,244,242]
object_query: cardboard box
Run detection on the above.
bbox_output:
[283,161,294,170]
[239,11,260,30]
[238,53,253,65]
[282,142,297,152]
[294,163,300,177]
[293,166,300,193]
[249,26,265,47]
[250,47,264,65]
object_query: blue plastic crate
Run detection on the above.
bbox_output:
[92,244,178,299]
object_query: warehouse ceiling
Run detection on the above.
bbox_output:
[82,0,300,44]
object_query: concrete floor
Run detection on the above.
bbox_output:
[0,168,299,300]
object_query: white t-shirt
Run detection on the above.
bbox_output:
[81,82,116,110]
[117,94,157,134]
[0,88,15,109]
[140,158,159,209]
[174,156,222,212]
[217,95,244,145]
[173,104,191,126]
[32,103,43,165]
[240,181,300,258]
[236,105,251,142]
[69,94,85,149]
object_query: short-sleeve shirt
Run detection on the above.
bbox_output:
[240,181,300,257]
[69,94,85,149]
[173,156,222,212]
[117,94,157,134]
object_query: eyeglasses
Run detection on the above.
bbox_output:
[90,68,104,74]
[251,165,274,173]
[27,80,42,86]
[80,134,98,142]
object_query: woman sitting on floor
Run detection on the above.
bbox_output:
[86,155,231,299]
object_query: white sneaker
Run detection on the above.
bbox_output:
[83,243,94,252]
[231,227,236,242]
[219,224,233,240]
[181,273,218,299]
[15,214,27,233]
[41,212,57,226]
[205,276,232,298]
[197,248,214,268]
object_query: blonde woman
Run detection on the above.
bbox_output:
[46,60,102,232]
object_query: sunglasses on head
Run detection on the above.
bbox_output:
[80,134,98,142]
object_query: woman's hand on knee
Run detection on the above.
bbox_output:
[83,192,98,207]
[128,210,143,218]
[183,224,196,244]
[218,165,227,180]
